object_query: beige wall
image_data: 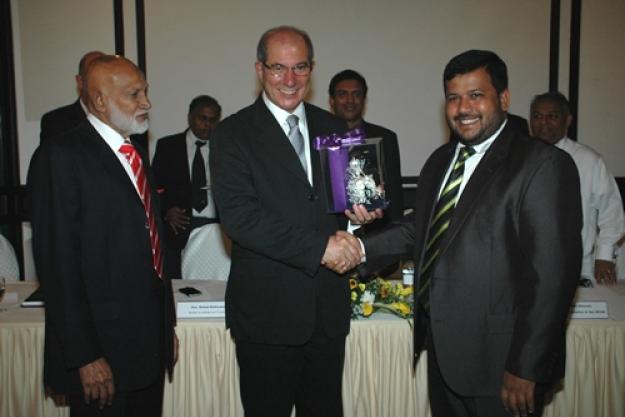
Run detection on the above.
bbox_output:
[10,0,625,277]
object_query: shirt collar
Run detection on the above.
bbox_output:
[457,118,507,155]
[87,113,127,151]
[262,91,306,126]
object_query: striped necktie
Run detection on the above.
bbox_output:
[119,141,164,280]
[286,114,307,174]
[417,146,475,309]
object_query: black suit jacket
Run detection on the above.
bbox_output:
[152,131,193,249]
[363,124,582,396]
[360,121,404,232]
[28,119,176,394]
[210,98,350,344]
[40,100,86,143]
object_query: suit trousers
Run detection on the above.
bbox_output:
[235,329,346,417]
[426,326,546,417]
[68,374,164,417]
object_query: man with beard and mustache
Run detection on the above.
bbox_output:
[28,55,177,417]
[354,50,582,417]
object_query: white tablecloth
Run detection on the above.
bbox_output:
[1,281,624,417]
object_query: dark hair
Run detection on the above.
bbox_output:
[443,50,508,94]
[256,26,314,64]
[530,91,571,115]
[188,95,221,117]
[328,69,368,97]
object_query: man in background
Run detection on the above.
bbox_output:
[152,95,222,278]
[329,69,404,229]
[530,91,625,285]
[29,55,177,417]
[39,50,104,143]
[210,26,364,417]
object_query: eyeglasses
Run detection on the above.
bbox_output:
[262,62,311,78]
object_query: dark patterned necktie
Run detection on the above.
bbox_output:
[417,146,475,309]
[286,114,307,174]
[192,140,208,212]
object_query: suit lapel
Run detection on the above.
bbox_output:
[439,128,513,254]
[81,122,145,209]
[251,98,310,187]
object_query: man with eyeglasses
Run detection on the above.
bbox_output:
[210,26,368,417]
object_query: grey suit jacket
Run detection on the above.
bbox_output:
[363,123,582,396]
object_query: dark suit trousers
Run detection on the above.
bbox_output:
[68,374,164,417]
[426,326,546,417]
[235,325,345,417]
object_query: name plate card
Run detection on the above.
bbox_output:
[177,301,225,318]
[570,301,609,319]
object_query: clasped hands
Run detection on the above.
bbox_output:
[321,205,383,274]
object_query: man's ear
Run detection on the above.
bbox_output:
[499,89,510,112]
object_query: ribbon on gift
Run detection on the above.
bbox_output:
[314,129,365,211]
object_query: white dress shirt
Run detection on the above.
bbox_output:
[262,92,313,185]
[186,129,217,219]
[87,114,140,196]
[555,137,625,279]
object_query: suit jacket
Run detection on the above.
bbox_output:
[360,121,404,233]
[362,123,582,396]
[40,100,86,143]
[28,119,176,394]
[210,97,350,344]
[152,131,193,249]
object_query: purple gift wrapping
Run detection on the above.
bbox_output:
[314,129,365,211]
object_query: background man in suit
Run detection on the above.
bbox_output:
[29,55,177,417]
[39,50,104,143]
[357,50,582,417]
[530,91,625,285]
[329,69,404,229]
[152,95,222,278]
[210,26,363,417]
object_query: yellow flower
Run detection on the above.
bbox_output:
[400,286,413,296]
[351,291,357,301]
[358,283,366,292]
[349,279,358,290]
[396,302,411,315]
[363,303,374,316]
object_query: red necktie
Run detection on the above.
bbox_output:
[119,142,164,279]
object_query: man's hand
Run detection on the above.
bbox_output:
[78,357,115,409]
[501,371,536,417]
[44,385,67,407]
[164,206,190,234]
[321,231,363,274]
[344,204,384,225]
[173,332,180,366]
[594,260,616,285]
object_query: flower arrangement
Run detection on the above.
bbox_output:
[350,277,413,320]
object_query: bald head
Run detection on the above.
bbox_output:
[76,51,105,101]
[86,55,151,138]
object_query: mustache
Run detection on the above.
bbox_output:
[454,113,480,121]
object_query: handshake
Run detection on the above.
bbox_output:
[321,231,364,274]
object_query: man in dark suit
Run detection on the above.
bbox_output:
[210,26,364,417]
[28,55,177,417]
[329,69,404,229]
[356,50,582,417]
[39,50,104,143]
[152,95,222,278]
